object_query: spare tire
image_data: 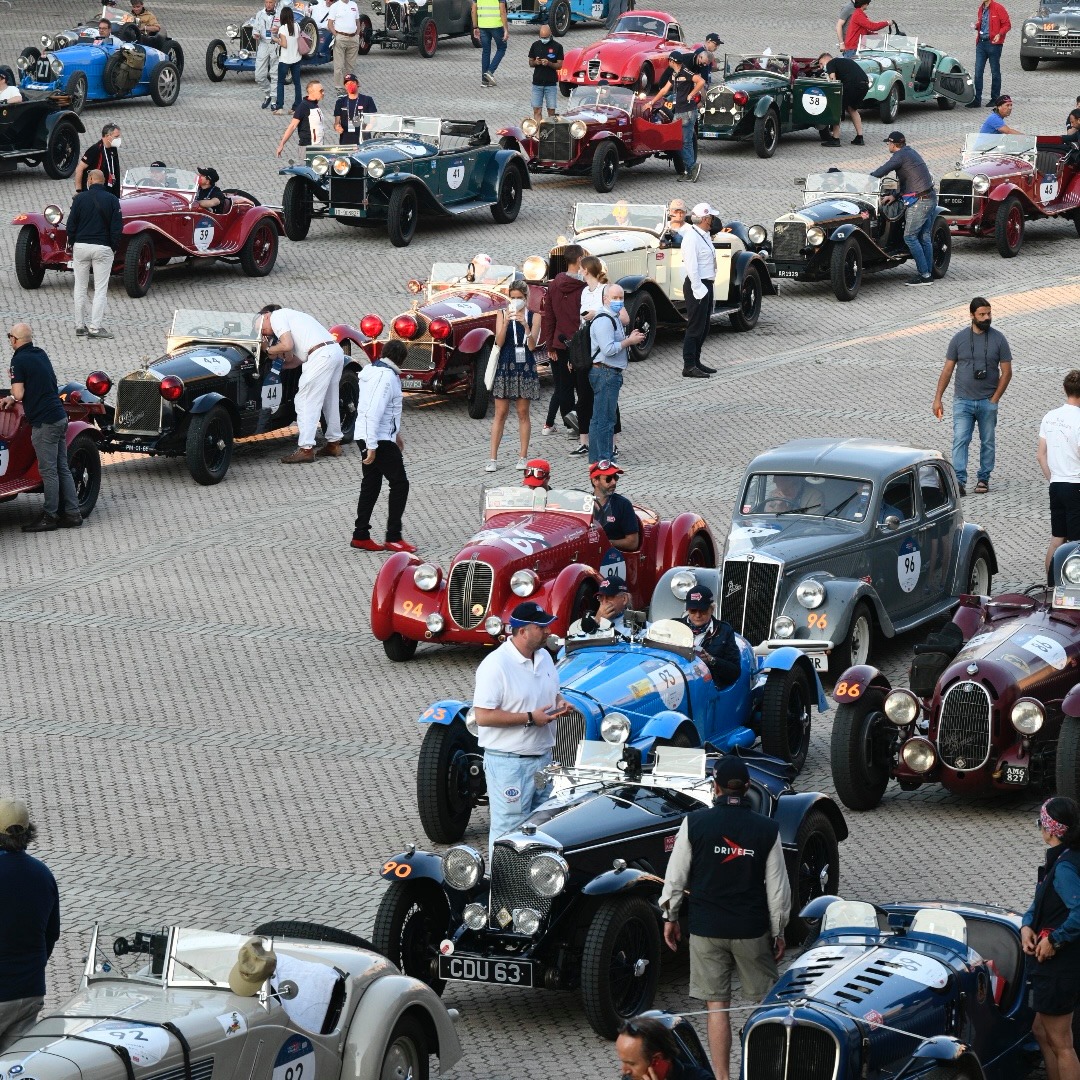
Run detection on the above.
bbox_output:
[103,45,146,96]
[299,16,319,55]
[252,920,379,952]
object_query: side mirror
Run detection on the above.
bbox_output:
[794,177,806,188]
[878,515,901,531]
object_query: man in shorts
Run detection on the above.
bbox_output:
[1038,370,1080,580]
[528,23,562,122]
[659,757,790,1080]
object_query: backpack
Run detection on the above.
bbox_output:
[568,312,616,373]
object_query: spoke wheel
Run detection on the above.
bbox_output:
[123,234,155,297]
[994,193,1025,258]
[371,881,448,993]
[879,84,899,123]
[239,220,279,276]
[205,40,227,81]
[551,0,571,34]
[150,61,180,106]
[358,15,373,54]
[786,810,840,945]
[64,70,87,114]
[67,432,101,517]
[417,719,479,842]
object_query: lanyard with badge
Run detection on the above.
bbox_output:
[513,318,527,366]
[345,97,361,135]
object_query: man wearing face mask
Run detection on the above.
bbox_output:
[528,23,562,122]
[679,202,719,379]
[932,297,1013,496]
[74,123,121,196]
[588,286,644,465]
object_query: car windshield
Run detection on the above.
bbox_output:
[962,132,1037,157]
[573,201,666,233]
[612,14,669,36]
[102,3,133,23]
[429,261,516,292]
[568,84,636,114]
[168,927,252,988]
[740,473,873,520]
[122,167,199,193]
[361,114,442,147]
[804,170,880,198]
[724,53,791,77]
[170,309,262,342]
[482,486,594,516]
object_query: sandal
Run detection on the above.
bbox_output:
[974,480,989,494]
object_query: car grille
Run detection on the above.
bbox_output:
[720,559,780,646]
[147,1059,214,1080]
[447,559,494,629]
[1034,30,1080,47]
[114,372,164,435]
[33,59,52,81]
[538,120,574,162]
[744,1022,838,1080]
[240,25,256,51]
[397,342,435,371]
[518,0,544,11]
[489,843,556,931]
[937,680,992,770]
[330,176,365,205]
[938,177,974,216]
[587,58,601,80]
[553,709,586,767]
[772,222,806,263]
[706,89,735,115]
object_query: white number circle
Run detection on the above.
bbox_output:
[802,89,828,115]
[897,538,921,593]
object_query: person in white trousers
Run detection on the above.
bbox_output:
[257,305,345,464]
[65,169,122,339]
[253,0,280,108]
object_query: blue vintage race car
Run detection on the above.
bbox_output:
[18,38,180,114]
[506,0,615,36]
[415,579,827,843]
[205,2,332,83]
[742,895,1036,1080]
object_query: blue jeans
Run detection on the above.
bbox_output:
[903,194,936,278]
[483,749,552,852]
[952,397,998,484]
[30,419,78,517]
[588,364,622,463]
[531,84,557,111]
[680,112,696,170]
[480,27,506,75]
[973,39,1002,104]
[275,60,302,110]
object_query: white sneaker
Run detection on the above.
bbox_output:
[541,425,557,436]
[516,457,527,470]
[484,460,498,472]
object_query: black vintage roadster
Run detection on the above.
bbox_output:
[362,0,480,58]
[64,309,361,485]
[0,81,83,179]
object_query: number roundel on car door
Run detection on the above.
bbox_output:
[193,216,216,252]
[272,1034,315,1080]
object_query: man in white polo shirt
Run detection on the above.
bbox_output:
[327,0,361,94]
[1038,369,1080,578]
[474,601,568,848]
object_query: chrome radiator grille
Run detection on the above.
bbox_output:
[538,120,574,162]
[937,680,992,770]
[938,177,974,215]
[772,222,806,263]
[553,709,586,767]
[114,372,164,435]
[489,843,555,930]
[705,89,735,115]
[587,59,601,80]
[719,560,780,646]
[1034,30,1080,47]
[447,559,494,628]
[240,25,257,50]
[389,338,435,371]
[744,1021,838,1080]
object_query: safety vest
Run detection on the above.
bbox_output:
[475,0,504,28]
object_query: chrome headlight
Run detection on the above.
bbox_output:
[1011,699,1044,735]
[670,570,697,600]
[972,173,990,195]
[1062,554,1080,585]
[569,120,587,139]
[747,224,767,245]
[510,569,538,597]
[884,688,919,726]
[413,563,439,591]
[522,254,548,281]
[600,712,631,744]
[44,204,64,225]
[528,852,569,897]
[773,616,795,639]
[806,226,825,246]
[425,612,444,633]
[484,615,503,637]
[522,118,538,137]
[513,908,541,935]
[442,846,484,890]
[227,24,239,37]
[238,48,251,59]
[332,158,351,176]
[17,55,31,71]
[1024,21,1037,33]
[310,154,329,175]
[366,158,386,179]
[901,737,936,774]
[50,57,64,77]
[463,902,486,930]
[464,706,479,736]
[796,579,826,609]
[42,35,54,49]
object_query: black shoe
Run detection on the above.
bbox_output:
[59,512,84,528]
[821,137,842,147]
[569,443,588,455]
[22,513,59,533]
[697,363,717,374]
[850,135,865,146]
[611,445,619,460]
[964,100,981,108]
[904,275,933,286]
[958,483,967,496]
[682,367,710,378]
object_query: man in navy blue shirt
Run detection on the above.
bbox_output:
[0,798,59,1051]
[332,74,376,145]
[590,460,639,551]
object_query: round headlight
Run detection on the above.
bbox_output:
[485,615,504,637]
[1011,699,1044,735]
[884,689,919,726]
[17,56,30,71]
[310,155,329,175]
[442,846,484,890]
[463,902,486,930]
[227,24,239,36]
[522,118,538,137]
[796,579,826,609]
[773,616,795,639]
[464,706,479,736]
[1063,554,1080,585]
[513,908,541,935]
[42,35,54,49]
[1024,21,1037,33]
[50,58,64,77]
[747,224,767,245]
[671,570,698,600]
[510,569,538,597]
[528,853,569,897]
[522,254,548,281]
[600,712,631,744]
[44,204,63,225]
[806,226,826,246]
[56,35,71,50]
[333,157,352,176]
[413,563,439,591]
[366,158,386,179]
[972,173,990,195]
[426,612,444,634]
[238,48,251,59]
[901,737,936,774]
[569,120,587,139]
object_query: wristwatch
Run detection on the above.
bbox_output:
[524,711,535,728]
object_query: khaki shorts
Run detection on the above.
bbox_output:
[688,933,777,1002]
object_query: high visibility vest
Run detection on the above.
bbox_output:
[475,0,503,27]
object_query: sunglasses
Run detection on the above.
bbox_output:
[524,467,548,479]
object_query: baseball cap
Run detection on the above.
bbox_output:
[0,798,30,834]
[668,50,684,64]
[706,32,723,44]
[884,130,905,145]
[344,73,359,85]
[228,940,277,996]
[149,160,167,168]
[509,601,557,628]
[589,460,623,480]
[684,584,714,611]
[691,202,720,221]
[597,575,628,597]
[197,166,220,185]
[522,458,550,488]
[712,756,750,787]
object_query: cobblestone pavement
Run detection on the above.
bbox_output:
[2,0,1079,1075]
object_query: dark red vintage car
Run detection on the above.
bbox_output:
[938,132,1080,257]
[829,544,1080,810]
[371,484,715,660]
[12,165,284,298]
[559,10,686,95]
[498,83,685,192]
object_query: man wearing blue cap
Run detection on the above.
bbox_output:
[473,601,570,846]
[679,585,741,687]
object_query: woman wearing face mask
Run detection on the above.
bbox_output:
[487,282,539,472]
[575,257,626,459]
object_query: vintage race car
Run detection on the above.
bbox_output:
[559,10,687,94]
[829,542,1080,810]
[523,201,776,360]
[507,0,614,34]
[371,483,715,662]
[17,34,180,115]
[0,920,461,1080]
[280,114,529,248]
[698,53,843,159]
[61,310,362,486]
[362,0,476,57]
[705,438,996,679]
[498,84,686,192]
[0,86,84,179]
[206,2,330,82]
[938,132,1080,257]
[744,895,1035,1080]
[852,26,975,121]
[767,170,952,300]
[375,742,846,1038]
[0,390,101,522]
[13,166,284,299]
[1020,0,1080,68]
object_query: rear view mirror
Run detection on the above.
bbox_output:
[878,515,901,531]
[794,177,806,188]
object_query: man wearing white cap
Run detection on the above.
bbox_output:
[0,799,59,1051]
[680,203,719,379]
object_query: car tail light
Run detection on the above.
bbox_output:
[732,90,749,106]
[159,375,185,402]
[393,314,420,340]
[428,318,451,341]
[65,389,83,403]
[360,314,384,338]
[86,371,112,397]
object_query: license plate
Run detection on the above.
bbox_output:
[335,207,363,217]
[700,131,721,138]
[401,378,424,389]
[810,654,828,671]
[775,269,801,278]
[438,955,535,986]
[1003,765,1029,785]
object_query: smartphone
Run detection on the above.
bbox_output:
[650,1057,671,1080]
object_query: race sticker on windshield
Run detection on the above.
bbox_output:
[85,1023,171,1066]
[273,1034,315,1080]
[897,537,921,593]
[193,217,215,252]
[0,441,8,477]
[1017,632,1068,671]
[801,88,828,115]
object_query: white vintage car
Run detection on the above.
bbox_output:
[0,921,462,1080]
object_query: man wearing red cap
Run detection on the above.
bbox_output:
[590,460,639,552]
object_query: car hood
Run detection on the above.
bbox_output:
[1037,10,1080,26]
[557,642,700,714]
[352,139,437,165]
[777,199,870,226]
[947,615,1078,691]
[417,290,505,320]
[132,344,250,381]
[725,516,863,563]
[946,156,1032,181]
[452,510,588,568]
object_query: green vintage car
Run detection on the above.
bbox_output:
[698,53,843,159]
[853,26,975,122]
[279,114,530,247]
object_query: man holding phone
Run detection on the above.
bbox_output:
[615,1015,714,1080]
[473,601,568,848]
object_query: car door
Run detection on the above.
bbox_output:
[869,470,925,621]
[790,76,842,128]
[916,462,957,602]
[932,61,976,105]
[437,150,479,202]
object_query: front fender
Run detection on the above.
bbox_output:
[654,512,714,578]
[278,164,323,184]
[828,222,861,244]
[44,109,85,136]
[457,326,494,356]
[776,577,894,644]
[418,700,469,727]
[733,250,779,296]
[753,94,777,118]
[831,664,890,704]
[377,848,445,884]
[987,181,1023,204]
[371,550,424,640]
[614,275,683,324]
[238,205,284,238]
[536,562,600,633]
[634,710,695,746]
[497,124,527,143]
[582,867,665,897]
[775,791,849,848]
[1063,687,1080,719]
[864,68,901,99]
[330,323,381,362]
[478,149,533,203]
[189,391,228,416]
[62,418,97,444]
[760,649,828,712]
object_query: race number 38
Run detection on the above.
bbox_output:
[897,537,921,593]
[802,88,828,115]
[273,1035,315,1080]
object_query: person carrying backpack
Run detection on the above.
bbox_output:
[587,285,643,465]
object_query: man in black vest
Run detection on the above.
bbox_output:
[678,585,742,687]
[659,757,790,1080]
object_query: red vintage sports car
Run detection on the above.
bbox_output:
[499,83,685,192]
[938,132,1080,257]
[559,10,687,95]
[370,483,715,660]
[13,165,284,298]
